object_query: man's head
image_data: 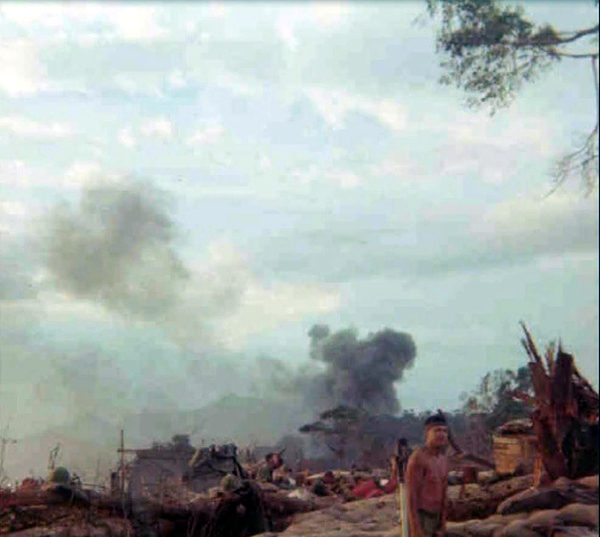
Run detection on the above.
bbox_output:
[424,414,449,449]
[266,452,284,469]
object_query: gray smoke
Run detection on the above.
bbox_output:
[306,324,417,414]
[43,182,190,320]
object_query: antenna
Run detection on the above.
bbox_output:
[0,425,18,486]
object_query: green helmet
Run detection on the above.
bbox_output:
[49,467,70,484]
[220,473,241,492]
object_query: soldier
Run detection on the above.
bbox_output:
[255,452,284,483]
[406,415,449,537]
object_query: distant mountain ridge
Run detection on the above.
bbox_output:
[4,395,311,482]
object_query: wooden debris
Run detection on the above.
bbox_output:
[519,323,599,481]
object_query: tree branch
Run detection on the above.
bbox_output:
[552,52,599,59]
[553,24,599,45]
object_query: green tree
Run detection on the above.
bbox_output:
[464,366,533,430]
[428,0,599,193]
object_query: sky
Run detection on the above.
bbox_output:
[0,1,598,440]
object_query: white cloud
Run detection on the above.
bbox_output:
[305,87,408,131]
[63,161,103,188]
[259,154,272,170]
[479,191,598,239]
[0,159,36,188]
[275,3,351,51]
[275,15,299,52]
[105,5,167,41]
[207,2,228,19]
[0,40,48,96]
[217,279,341,350]
[168,70,187,89]
[0,200,27,218]
[187,123,225,146]
[326,171,362,188]
[0,116,74,138]
[291,165,362,189]
[0,3,168,42]
[0,200,30,235]
[372,156,426,183]
[140,117,173,139]
[0,3,67,28]
[424,111,556,159]
[310,3,351,28]
[117,127,136,148]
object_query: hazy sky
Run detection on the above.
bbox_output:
[0,1,598,438]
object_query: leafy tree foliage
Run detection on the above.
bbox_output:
[428,0,599,192]
[463,366,533,431]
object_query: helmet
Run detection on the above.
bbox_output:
[49,467,70,484]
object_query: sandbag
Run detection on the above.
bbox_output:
[576,475,599,490]
[462,519,505,537]
[525,508,562,532]
[551,527,599,536]
[558,503,599,529]
[493,520,540,537]
[445,525,469,537]
[498,483,598,515]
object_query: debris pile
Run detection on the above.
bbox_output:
[518,323,599,481]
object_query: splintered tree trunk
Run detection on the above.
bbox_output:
[519,323,599,481]
[531,409,567,479]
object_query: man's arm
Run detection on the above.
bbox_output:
[405,452,425,537]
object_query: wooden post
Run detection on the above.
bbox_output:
[120,429,125,498]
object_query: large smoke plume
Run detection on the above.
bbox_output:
[305,324,417,414]
[43,183,190,320]
[27,180,254,424]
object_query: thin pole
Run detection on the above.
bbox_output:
[120,429,125,498]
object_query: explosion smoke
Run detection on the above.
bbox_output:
[43,182,189,320]
[306,324,416,414]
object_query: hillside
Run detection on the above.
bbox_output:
[3,395,310,483]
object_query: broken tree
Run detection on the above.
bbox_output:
[517,323,599,481]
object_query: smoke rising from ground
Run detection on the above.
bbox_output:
[43,183,190,320]
[305,325,417,414]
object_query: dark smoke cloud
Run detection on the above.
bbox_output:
[43,182,190,320]
[306,324,417,414]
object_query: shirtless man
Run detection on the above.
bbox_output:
[406,415,449,537]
